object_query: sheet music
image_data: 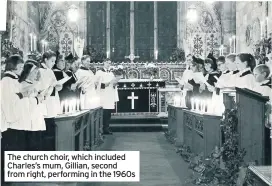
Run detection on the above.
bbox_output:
[55,76,71,86]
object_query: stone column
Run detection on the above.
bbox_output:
[177,1,186,49]
[106,1,110,58]
[221,2,236,52]
[154,2,158,60]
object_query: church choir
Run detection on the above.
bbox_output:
[1,51,120,183]
[179,52,272,165]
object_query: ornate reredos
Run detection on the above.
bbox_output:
[185,2,221,57]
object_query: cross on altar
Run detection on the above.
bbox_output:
[127,92,138,109]
[125,54,139,62]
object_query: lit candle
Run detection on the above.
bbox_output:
[33,35,36,51]
[60,101,64,114]
[191,98,195,110]
[154,50,158,60]
[266,17,269,38]
[195,99,199,111]
[229,38,232,54]
[65,100,69,113]
[232,36,236,53]
[106,51,110,58]
[30,33,33,51]
[77,99,80,111]
[261,21,263,39]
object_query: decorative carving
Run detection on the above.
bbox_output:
[184,113,193,128]
[159,68,171,81]
[193,34,204,56]
[150,92,157,108]
[60,33,73,56]
[51,10,66,27]
[245,25,252,46]
[127,69,139,79]
[195,118,204,133]
[200,11,213,28]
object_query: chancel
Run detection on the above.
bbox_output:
[1,1,272,186]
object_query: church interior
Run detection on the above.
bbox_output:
[1,1,272,186]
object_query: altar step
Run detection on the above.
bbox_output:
[110,115,168,132]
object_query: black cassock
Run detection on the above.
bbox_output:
[64,69,79,100]
[202,72,221,99]
[53,68,78,102]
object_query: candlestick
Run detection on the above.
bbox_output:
[229,38,232,54]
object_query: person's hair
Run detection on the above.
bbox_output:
[218,56,225,63]
[237,53,256,71]
[5,55,24,72]
[205,58,217,71]
[18,60,39,82]
[226,54,236,63]
[42,51,56,63]
[192,56,204,72]
[254,64,271,78]
[81,55,90,61]
[186,54,192,58]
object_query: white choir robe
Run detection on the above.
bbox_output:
[95,69,119,109]
[19,81,46,131]
[75,67,101,109]
[254,80,272,99]
[180,69,193,107]
[1,72,22,132]
[38,63,61,118]
[235,68,257,91]
[215,70,232,88]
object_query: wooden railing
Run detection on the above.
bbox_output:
[54,107,103,151]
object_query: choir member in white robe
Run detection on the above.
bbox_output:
[95,59,119,135]
[38,51,62,118]
[75,55,100,109]
[235,53,257,91]
[18,61,45,151]
[216,56,231,88]
[253,64,272,164]
[176,54,193,107]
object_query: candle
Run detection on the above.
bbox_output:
[76,99,80,111]
[10,20,13,42]
[33,35,36,51]
[60,101,64,114]
[229,38,232,54]
[266,17,269,38]
[106,51,110,58]
[191,98,194,110]
[154,50,158,60]
[195,99,199,111]
[65,100,69,113]
[261,21,263,39]
[30,33,33,51]
[232,36,236,53]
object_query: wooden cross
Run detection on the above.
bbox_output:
[125,53,139,63]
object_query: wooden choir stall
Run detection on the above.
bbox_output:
[168,87,270,166]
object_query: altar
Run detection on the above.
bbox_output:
[113,79,166,116]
